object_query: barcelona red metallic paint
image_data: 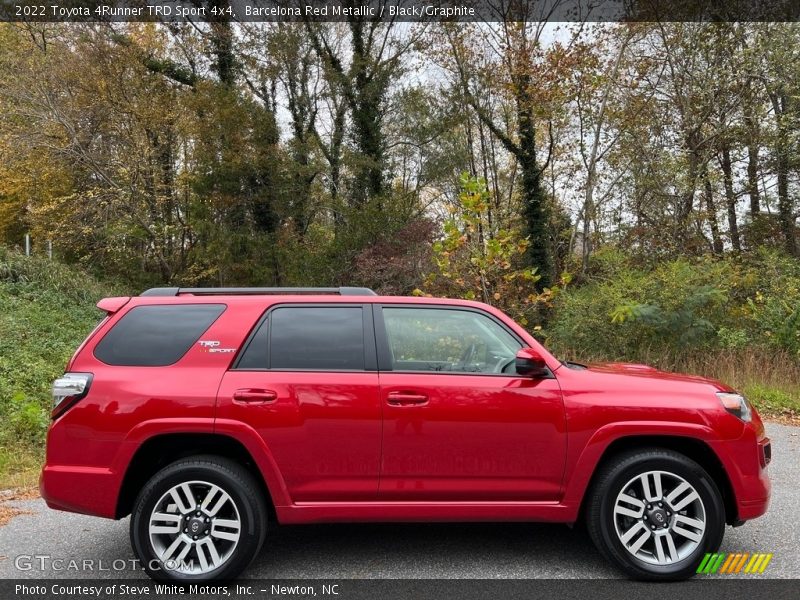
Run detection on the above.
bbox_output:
[41,294,770,528]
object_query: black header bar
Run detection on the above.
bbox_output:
[2,0,799,23]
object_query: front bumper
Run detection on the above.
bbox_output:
[710,428,771,523]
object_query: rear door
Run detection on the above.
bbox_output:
[216,303,381,502]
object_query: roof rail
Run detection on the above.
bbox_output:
[139,286,377,297]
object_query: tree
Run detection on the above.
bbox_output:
[754,23,799,256]
[305,19,419,207]
[442,21,558,286]
[423,173,549,325]
[569,26,637,274]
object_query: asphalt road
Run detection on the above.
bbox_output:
[1,422,797,580]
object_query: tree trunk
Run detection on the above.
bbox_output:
[348,20,385,206]
[770,91,797,256]
[746,142,761,215]
[208,0,235,87]
[516,76,552,287]
[677,130,702,249]
[776,151,796,255]
[704,170,724,255]
[719,146,741,251]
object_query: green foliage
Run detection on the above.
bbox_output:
[743,383,800,419]
[423,174,568,327]
[716,326,750,350]
[548,248,800,362]
[609,285,726,349]
[7,392,48,446]
[0,247,119,449]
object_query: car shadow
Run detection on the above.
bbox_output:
[247,521,616,578]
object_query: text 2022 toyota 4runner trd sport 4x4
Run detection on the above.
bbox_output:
[41,287,771,581]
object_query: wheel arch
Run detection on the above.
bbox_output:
[577,435,737,525]
[115,433,276,521]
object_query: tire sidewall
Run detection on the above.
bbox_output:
[131,461,265,582]
[597,454,725,580]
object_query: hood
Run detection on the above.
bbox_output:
[584,362,735,392]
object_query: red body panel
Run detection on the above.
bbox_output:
[41,294,770,526]
[378,373,566,500]
[216,371,382,501]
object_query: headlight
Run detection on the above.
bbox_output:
[716,392,752,422]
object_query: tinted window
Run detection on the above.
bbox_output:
[94,304,225,366]
[270,307,364,370]
[236,318,270,369]
[382,307,521,374]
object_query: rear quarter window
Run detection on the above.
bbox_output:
[94,304,226,366]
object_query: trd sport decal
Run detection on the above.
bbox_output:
[198,340,236,354]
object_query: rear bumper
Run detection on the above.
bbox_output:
[40,465,119,519]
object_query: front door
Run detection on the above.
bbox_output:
[376,305,566,501]
[216,304,381,502]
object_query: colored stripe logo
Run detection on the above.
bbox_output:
[697,552,773,574]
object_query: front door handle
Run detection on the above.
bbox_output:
[233,388,278,404]
[387,392,429,407]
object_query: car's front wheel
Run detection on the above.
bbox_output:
[130,455,268,581]
[586,448,725,581]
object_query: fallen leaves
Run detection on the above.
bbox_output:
[0,487,38,527]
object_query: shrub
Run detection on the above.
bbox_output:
[5,392,48,446]
[0,247,119,451]
[421,174,567,327]
[548,249,800,363]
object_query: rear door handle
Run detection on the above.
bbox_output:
[386,392,429,407]
[233,388,278,404]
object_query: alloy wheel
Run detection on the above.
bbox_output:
[612,470,706,566]
[148,480,242,575]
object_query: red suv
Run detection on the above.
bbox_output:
[41,287,770,581]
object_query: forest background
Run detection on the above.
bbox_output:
[1,18,799,485]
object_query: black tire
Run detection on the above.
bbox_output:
[586,448,725,581]
[130,455,268,581]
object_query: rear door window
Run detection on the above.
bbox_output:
[94,304,225,366]
[237,306,366,371]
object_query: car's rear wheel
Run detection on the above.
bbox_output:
[130,455,267,581]
[586,448,725,581]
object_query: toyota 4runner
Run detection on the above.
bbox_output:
[41,287,771,581]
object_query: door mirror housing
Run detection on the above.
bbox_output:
[515,347,548,377]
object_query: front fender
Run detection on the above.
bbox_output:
[561,421,720,511]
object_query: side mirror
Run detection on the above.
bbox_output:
[515,347,548,377]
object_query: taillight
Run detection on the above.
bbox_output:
[51,373,92,418]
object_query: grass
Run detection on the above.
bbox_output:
[0,446,42,489]
[0,247,122,491]
[674,350,799,423]
[675,348,800,421]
